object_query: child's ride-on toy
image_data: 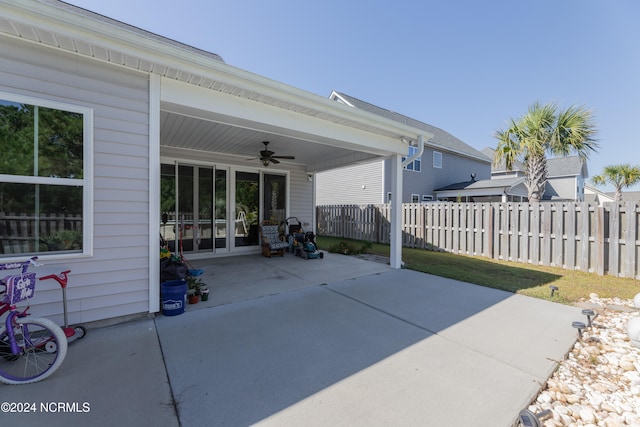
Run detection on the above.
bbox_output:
[39,271,87,344]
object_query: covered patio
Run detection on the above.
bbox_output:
[0,0,432,325]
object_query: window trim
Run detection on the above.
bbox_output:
[433,151,443,169]
[0,91,93,260]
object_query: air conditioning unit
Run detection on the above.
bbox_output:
[421,195,433,202]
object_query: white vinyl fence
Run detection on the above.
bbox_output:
[317,202,640,279]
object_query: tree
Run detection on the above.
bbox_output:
[592,164,640,202]
[494,102,598,202]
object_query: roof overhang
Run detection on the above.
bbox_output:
[1,0,429,172]
[434,178,528,199]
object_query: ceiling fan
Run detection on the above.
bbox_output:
[248,141,295,167]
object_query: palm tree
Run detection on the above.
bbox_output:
[494,102,598,202]
[592,164,640,202]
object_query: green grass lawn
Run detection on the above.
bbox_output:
[316,236,640,305]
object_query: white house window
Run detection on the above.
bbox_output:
[403,146,421,172]
[433,151,443,169]
[0,93,92,257]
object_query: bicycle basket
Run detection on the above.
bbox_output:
[1,273,36,305]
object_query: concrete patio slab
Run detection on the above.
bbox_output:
[156,267,579,427]
[0,318,176,427]
[1,255,580,427]
[328,269,579,379]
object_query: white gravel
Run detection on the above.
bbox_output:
[524,294,640,427]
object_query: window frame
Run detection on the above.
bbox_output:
[0,91,93,260]
[433,151,443,169]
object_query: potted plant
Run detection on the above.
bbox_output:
[186,276,205,304]
[200,286,210,302]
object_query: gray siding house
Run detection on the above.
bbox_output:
[0,0,427,324]
[316,92,492,204]
[436,148,590,202]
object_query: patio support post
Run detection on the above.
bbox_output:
[148,73,161,313]
[390,153,403,268]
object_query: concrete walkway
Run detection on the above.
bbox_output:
[0,255,580,427]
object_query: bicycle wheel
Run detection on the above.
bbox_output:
[0,317,68,385]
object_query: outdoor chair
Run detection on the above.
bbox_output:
[259,220,288,257]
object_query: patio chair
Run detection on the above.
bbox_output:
[259,220,288,257]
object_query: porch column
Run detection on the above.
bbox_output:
[390,154,403,268]
[149,74,161,313]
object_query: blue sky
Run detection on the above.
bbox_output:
[67,0,640,192]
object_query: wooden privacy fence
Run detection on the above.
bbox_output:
[316,202,640,279]
[0,212,82,254]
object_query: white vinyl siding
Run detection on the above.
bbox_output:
[1,37,150,325]
[289,169,315,230]
[316,161,385,205]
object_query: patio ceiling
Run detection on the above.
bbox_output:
[160,110,388,172]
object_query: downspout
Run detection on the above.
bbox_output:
[401,134,425,168]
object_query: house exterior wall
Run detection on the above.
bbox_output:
[383,148,491,202]
[1,36,151,325]
[316,161,385,205]
[288,168,315,228]
[546,177,578,201]
[317,148,490,205]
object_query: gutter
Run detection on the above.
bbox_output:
[402,134,425,168]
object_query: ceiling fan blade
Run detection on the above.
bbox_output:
[270,158,280,164]
[272,155,295,160]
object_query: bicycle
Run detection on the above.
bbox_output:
[0,257,68,385]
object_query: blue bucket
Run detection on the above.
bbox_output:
[161,279,188,316]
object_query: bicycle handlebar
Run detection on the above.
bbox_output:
[39,271,71,288]
[0,257,40,274]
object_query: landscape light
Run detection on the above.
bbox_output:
[572,321,586,339]
[518,409,552,427]
[581,309,597,327]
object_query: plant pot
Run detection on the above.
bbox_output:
[188,294,199,304]
[200,288,210,302]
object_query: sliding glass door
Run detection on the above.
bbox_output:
[234,171,260,247]
[161,162,288,255]
[160,164,214,253]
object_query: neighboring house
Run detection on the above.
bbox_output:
[584,183,615,205]
[434,176,528,202]
[584,185,640,205]
[0,0,425,324]
[316,92,492,204]
[436,148,589,202]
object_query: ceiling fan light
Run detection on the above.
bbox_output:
[262,158,270,167]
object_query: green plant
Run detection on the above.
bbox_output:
[42,229,82,250]
[327,239,373,255]
[494,102,598,203]
[186,276,206,295]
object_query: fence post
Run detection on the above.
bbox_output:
[487,204,494,258]
[595,206,605,275]
[623,202,638,278]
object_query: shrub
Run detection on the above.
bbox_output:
[327,240,372,255]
